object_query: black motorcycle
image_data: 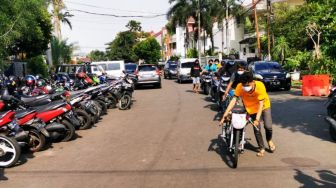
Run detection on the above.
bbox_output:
[325,87,336,141]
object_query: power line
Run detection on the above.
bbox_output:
[67,8,167,18]
[64,0,163,15]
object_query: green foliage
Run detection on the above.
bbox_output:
[272,1,336,77]
[272,36,290,64]
[285,51,311,71]
[27,55,48,77]
[0,0,52,59]
[106,31,138,62]
[126,20,142,32]
[51,37,75,65]
[88,50,107,61]
[187,48,198,58]
[169,55,180,61]
[133,37,161,64]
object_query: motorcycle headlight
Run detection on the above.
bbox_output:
[254,74,263,80]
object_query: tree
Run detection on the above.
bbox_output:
[51,37,76,65]
[133,37,161,64]
[48,0,73,39]
[126,20,142,32]
[0,0,52,59]
[106,31,138,61]
[89,50,107,61]
[273,36,290,64]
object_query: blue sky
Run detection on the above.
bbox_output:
[62,0,170,54]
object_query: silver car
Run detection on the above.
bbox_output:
[135,64,162,88]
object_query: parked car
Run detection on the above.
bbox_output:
[163,61,178,79]
[177,58,197,83]
[56,64,100,79]
[91,61,125,79]
[125,63,138,74]
[248,61,291,90]
[135,64,161,88]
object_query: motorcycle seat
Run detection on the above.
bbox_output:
[21,95,51,107]
[32,100,67,112]
[15,109,36,119]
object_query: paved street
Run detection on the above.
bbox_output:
[1,79,336,188]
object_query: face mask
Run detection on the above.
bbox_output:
[243,86,252,92]
[237,71,244,75]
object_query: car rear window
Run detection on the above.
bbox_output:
[181,62,193,68]
[107,63,121,71]
[138,65,157,71]
[255,63,282,71]
[169,64,177,69]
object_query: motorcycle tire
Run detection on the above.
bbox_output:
[107,95,118,109]
[233,130,240,168]
[96,99,107,115]
[60,120,76,142]
[119,94,132,110]
[92,100,102,118]
[75,109,92,130]
[0,135,21,168]
[27,129,46,152]
[203,85,209,95]
[330,125,336,141]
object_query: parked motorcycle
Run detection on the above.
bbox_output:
[325,86,336,141]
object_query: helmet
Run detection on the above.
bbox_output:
[25,75,36,87]
[35,74,43,80]
[36,79,46,87]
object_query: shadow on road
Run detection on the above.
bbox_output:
[294,169,336,187]
[208,135,259,168]
[271,95,332,142]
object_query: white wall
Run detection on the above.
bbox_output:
[175,26,186,58]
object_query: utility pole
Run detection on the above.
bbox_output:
[253,0,262,59]
[266,0,271,61]
[198,0,201,62]
[225,0,229,55]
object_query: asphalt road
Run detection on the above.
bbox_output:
[1,79,336,188]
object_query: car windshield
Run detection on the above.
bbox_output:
[181,62,193,68]
[255,63,282,72]
[169,64,177,69]
[107,63,120,71]
[138,65,156,71]
[125,64,137,71]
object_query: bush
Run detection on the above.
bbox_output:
[187,48,198,58]
[27,55,48,77]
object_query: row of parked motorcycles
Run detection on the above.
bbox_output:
[0,71,136,167]
[200,72,233,111]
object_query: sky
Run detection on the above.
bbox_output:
[62,0,171,55]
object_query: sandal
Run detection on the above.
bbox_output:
[256,149,265,157]
[268,141,276,153]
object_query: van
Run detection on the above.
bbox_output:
[177,58,197,83]
[91,61,125,78]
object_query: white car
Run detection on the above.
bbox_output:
[177,58,197,83]
[91,61,125,78]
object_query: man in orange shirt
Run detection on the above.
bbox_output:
[220,72,275,157]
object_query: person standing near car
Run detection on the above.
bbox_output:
[220,72,276,157]
[190,59,202,93]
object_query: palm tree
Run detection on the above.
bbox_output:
[273,36,290,64]
[51,37,76,65]
[47,0,73,39]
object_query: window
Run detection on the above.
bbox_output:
[249,47,255,54]
[107,63,120,70]
[255,63,282,71]
[138,65,156,71]
[181,62,194,68]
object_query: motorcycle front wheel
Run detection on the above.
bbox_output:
[0,135,21,168]
[330,125,336,141]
